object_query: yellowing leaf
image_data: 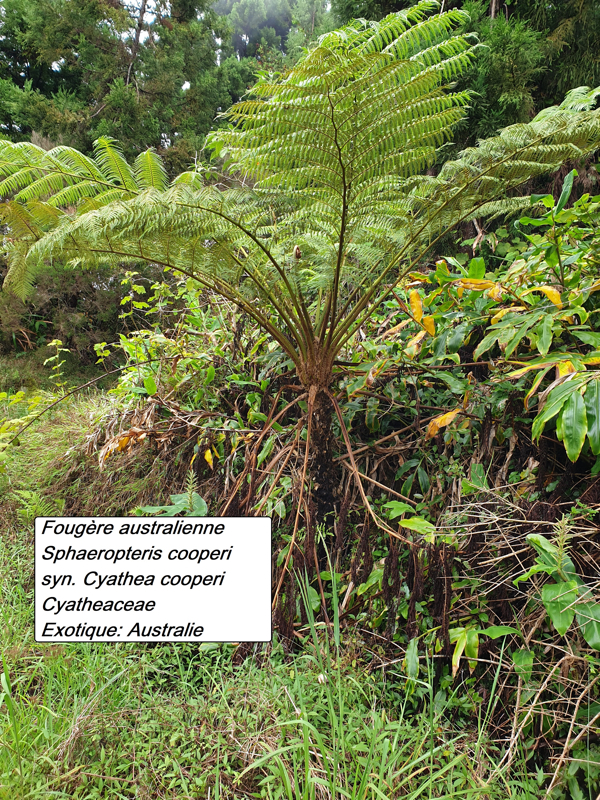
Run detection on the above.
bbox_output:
[426,408,461,440]
[486,283,504,301]
[557,361,576,377]
[405,330,427,350]
[204,449,214,469]
[490,306,526,324]
[381,319,411,339]
[117,436,130,452]
[507,361,553,379]
[521,285,563,308]
[456,279,495,291]
[422,316,435,335]
[409,290,423,323]
[524,367,552,409]
[457,286,464,298]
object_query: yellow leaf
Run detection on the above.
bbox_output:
[204,449,214,469]
[409,290,423,323]
[490,306,526,325]
[521,285,563,308]
[422,316,435,336]
[507,361,552,379]
[557,361,576,377]
[456,279,495,291]
[457,286,464,298]
[405,330,427,349]
[426,408,461,440]
[486,283,504,301]
[381,319,411,339]
[117,436,130,452]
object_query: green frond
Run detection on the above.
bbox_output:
[134,150,168,191]
[92,137,138,192]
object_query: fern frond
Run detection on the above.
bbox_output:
[2,2,600,380]
[134,149,168,191]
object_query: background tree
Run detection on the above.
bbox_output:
[0,0,255,171]
[331,0,600,149]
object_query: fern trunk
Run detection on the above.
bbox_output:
[310,388,338,522]
[298,346,338,521]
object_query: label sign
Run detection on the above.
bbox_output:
[34,516,271,643]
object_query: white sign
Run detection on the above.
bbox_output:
[34,517,271,642]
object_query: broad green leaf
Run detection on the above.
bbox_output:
[143,375,157,395]
[512,649,534,682]
[556,405,565,441]
[576,602,600,649]
[532,381,580,440]
[383,500,413,519]
[526,533,558,559]
[417,465,430,493]
[530,192,554,208]
[555,168,577,214]
[402,472,415,498]
[449,628,467,677]
[468,257,486,279]
[462,462,488,496]
[561,390,587,461]
[447,323,468,354]
[398,517,436,541]
[537,315,553,356]
[405,637,419,679]
[505,313,544,358]
[465,628,479,673]
[474,330,500,361]
[541,581,578,636]
[435,372,467,394]
[191,493,208,516]
[525,533,578,583]
[585,380,600,455]
[519,214,551,227]
[514,563,555,585]
[478,626,520,639]
[257,435,275,467]
[575,331,600,348]
[306,585,321,612]
[357,568,384,597]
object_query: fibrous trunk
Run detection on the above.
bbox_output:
[310,388,338,521]
[297,344,338,522]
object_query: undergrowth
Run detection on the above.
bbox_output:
[0,506,539,800]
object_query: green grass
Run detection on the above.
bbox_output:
[0,508,541,800]
[0,349,116,396]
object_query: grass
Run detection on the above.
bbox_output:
[0,502,541,799]
[0,349,117,395]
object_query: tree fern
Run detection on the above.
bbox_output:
[2,1,600,508]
